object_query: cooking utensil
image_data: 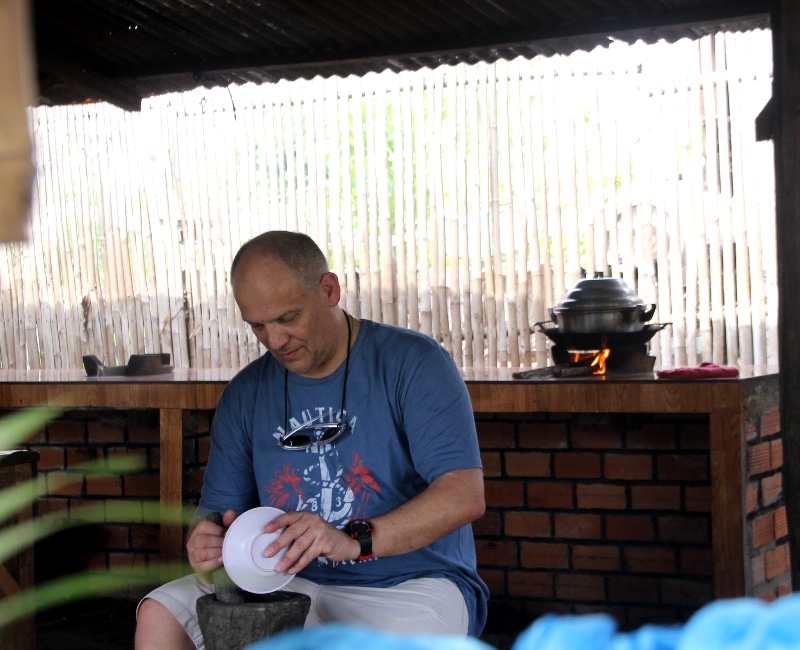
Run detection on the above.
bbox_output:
[535,322,670,350]
[549,276,655,333]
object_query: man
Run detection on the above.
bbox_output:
[135,231,488,649]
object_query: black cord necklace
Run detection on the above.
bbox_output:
[283,309,351,442]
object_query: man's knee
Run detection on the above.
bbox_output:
[135,598,195,650]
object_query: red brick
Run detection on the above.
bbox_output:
[628,606,680,628]
[556,573,605,601]
[576,484,626,509]
[96,524,131,549]
[766,544,789,580]
[624,547,676,573]
[109,552,148,572]
[130,525,160,551]
[760,405,781,437]
[37,497,69,516]
[474,540,517,567]
[473,511,501,536]
[518,423,568,448]
[476,422,516,448]
[746,481,759,513]
[554,513,602,539]
[605,454,652,480]
[778,581,793,597]
[87,422,125,443]
[606,515,655,541]
[520,542,569,569]
[505,452,550,477]
[528,481,574,509]
[761,474,782,506]
[681,548,713,575]
[661,578,713,607]
[608,576,659,603]
[505,511,551,538]
[484,480,525,507]
[554,453,601,479]
[34,447,65,469]
[572,429,621,449]
[752,512,775,549]
[67,447,102,468]
[626,426,676,450]
[47,421,86,443]
[129,426,159,444]
[744,419,757,441]
[770,439,783,470]
[657,454,708,481]
[47,471,83,496]
[507,571,554,598]
[631,485,680,510]
[684,486,711,513]
[658,516,709,543]
[775,506,788,539]
[751,554,766,586]
[678,423,710,450]
[477,569,504,594]
[572,544,621,571]
[86,475,123,496]
[85,552,107,571]
[124,474,160,497]
[480,451,502,477]
[749,442,771,476]
[197,436,212,464]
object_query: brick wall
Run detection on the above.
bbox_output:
[475,412,716,632]
[15,408,212,600]
[14,399,789,628]
[744,403,791,600]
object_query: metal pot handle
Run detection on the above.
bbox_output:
[642,304,656,322]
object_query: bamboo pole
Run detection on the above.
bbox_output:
[467,63,486,367]
[456,64,471,367]
[375,72,396,326]
[393,72,408,329]
[505,59,523,368]
[486,64,500,366]
[414,70,433,338]
[430,68,446,347]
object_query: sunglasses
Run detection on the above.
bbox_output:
[279,308,353,451]
[278,420,352,450]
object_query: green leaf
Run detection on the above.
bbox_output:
[0,408,62,450]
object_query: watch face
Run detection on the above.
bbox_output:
[347,519,372,536]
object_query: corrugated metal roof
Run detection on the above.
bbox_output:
[32,0,770,111]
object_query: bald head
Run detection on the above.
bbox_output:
[230,231,330,291]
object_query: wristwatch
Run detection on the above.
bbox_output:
[344,519,374,561]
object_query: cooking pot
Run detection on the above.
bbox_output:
[548,276,656,333]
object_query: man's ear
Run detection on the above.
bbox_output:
[319,271,341,306]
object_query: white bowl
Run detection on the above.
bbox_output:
[221,506,294,594]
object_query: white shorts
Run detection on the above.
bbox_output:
[138,574,468,650]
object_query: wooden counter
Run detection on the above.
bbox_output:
[0,365,780,601]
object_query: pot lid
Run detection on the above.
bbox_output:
[553,277,644,312]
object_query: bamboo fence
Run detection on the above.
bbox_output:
[0,30,777,371]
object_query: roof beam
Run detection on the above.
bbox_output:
[118,1,769,81]
[37,48,142,112]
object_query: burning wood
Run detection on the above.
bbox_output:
[513,350,610,379]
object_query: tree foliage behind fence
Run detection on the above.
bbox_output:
[0,30,776,371]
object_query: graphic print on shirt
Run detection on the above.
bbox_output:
[264,407,381,566]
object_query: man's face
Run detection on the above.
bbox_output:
[233,254,342,378]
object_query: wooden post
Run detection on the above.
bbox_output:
[159,409,184,566]
[772,0,800,590]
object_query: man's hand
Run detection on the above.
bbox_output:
[186,509,237,574]
[263,511,359,574]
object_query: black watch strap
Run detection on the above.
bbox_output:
[345,519,374,561]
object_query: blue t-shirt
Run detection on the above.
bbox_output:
[199,319,489,636]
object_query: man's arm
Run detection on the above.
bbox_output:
[264,467,485,574]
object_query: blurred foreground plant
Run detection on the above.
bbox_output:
[0,407,194,628]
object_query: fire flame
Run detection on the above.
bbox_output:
[591,348,611,375]
[570,348,611,375]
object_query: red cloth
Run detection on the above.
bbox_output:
[656,362,739,379]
